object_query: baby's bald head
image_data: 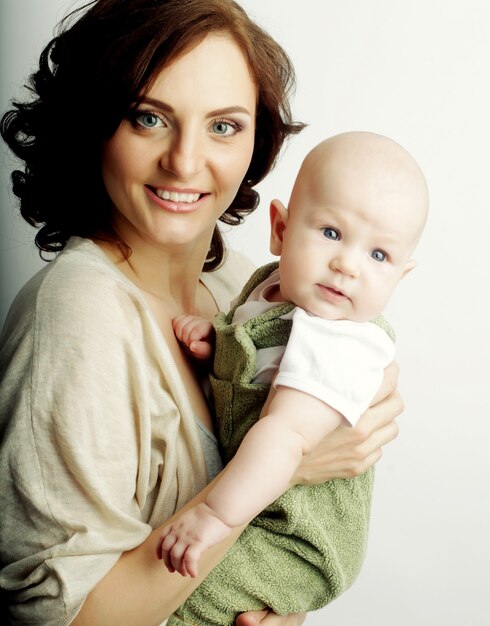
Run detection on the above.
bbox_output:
[293,131,429,251]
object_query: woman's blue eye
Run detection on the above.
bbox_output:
[371,249,387,262]
[322,227,340,241]
[134,112,163,128]
[212,120,238,136]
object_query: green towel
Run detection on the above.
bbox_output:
[168,263,393,626]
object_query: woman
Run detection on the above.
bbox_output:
[0,1,402,624]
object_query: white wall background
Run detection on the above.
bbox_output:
[1,1,489,625]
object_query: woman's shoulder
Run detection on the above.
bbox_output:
[2,238,141,343]
[202,248,257,312]
[42,236,131,293]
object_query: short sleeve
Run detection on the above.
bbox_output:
[274,309,396,425]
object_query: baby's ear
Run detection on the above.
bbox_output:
[269,200,288,256]
[402,258,417,278]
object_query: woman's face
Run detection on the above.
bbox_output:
[101,34,257,254]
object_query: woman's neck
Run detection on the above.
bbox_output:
[96,237,210,318]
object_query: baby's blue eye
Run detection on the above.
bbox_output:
[322,227,340,241]
[371,249,387,262]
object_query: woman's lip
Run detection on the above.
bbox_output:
[144,185,209,213]
[154,185,205,194]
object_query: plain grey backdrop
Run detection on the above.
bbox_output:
[1,1,489,625]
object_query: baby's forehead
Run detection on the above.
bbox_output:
[306,134,421,184]
[300,134,428,227]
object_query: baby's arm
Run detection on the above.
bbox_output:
[173,314,215,360]
[160,387,344,577]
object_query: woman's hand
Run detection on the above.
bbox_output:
[293,360,403,484]
[236,609,306,625]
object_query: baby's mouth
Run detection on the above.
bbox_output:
[327,286,345,297]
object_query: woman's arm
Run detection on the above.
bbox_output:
[74,491,307,626]
[75,362,401,625]
[72,476,245,626]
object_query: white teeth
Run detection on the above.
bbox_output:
[155,189,201,203]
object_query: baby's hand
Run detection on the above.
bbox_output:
[173,315,215,360]
[159,502,232,577]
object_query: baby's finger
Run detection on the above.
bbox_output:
[156,526,169,560]
[177,318,196,346]
[170,541,188,576]
[172,316,189,344]
[183,545,202,578]
[189,340,213,360]
[187,319,210,340]
[161,530,178,551]
[161,533,178,572]
[172,315,199,345]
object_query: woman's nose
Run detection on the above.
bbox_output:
[160,129,205,180]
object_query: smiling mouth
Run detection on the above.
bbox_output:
[146,185,208,204]
[154,188,202,203]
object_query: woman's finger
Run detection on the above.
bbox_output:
[261,612,306,625]
[356,388,404,438]
[235,610,306,625]
[235,609,269,625]
[369,359,399,405]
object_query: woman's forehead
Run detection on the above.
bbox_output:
[146,34,257,113]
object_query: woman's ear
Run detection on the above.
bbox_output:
[269,200,288,256]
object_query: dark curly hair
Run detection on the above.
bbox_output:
[1,0,304,270]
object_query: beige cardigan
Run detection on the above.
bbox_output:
[0,237,254,625]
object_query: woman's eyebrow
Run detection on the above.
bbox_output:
[207,105,254,118]
[138,97,253,118]
[137,96,174,112]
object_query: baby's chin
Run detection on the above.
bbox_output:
[303,303,381,323]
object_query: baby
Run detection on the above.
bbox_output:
[160,131,429,578]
